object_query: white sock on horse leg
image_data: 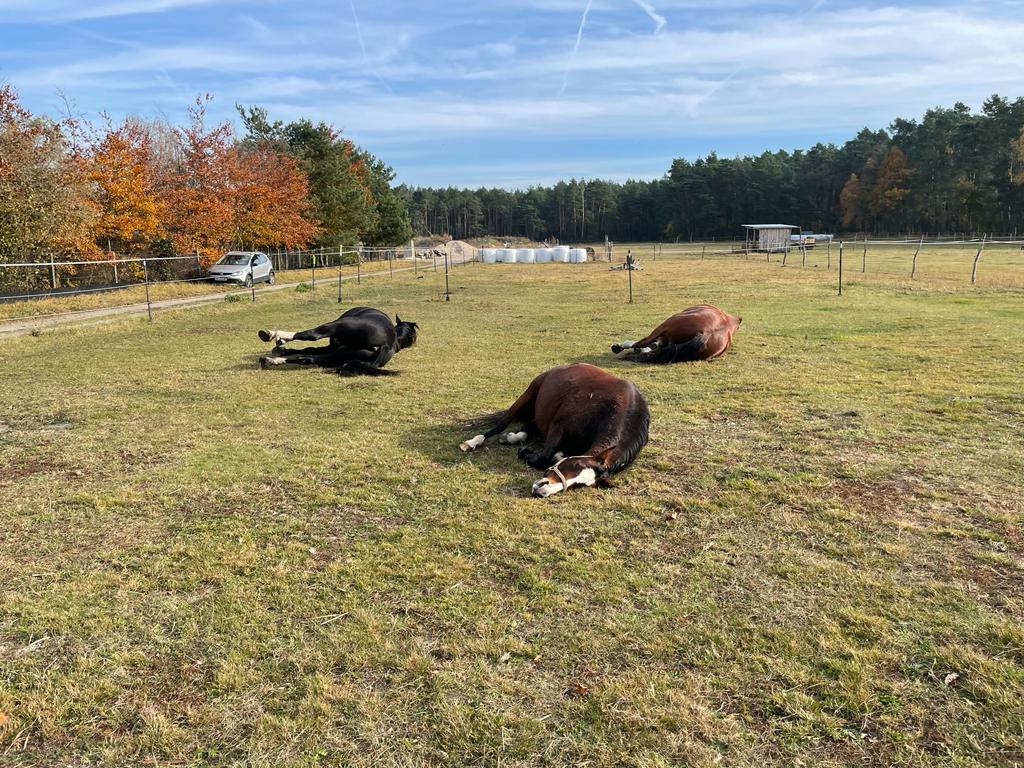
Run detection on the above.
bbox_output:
[503,431,528,444]
[460,434,485,452]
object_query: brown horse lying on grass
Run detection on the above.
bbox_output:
[612,304,741,363]
[460,363,649,497]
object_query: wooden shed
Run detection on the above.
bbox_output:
[742,224,799,253]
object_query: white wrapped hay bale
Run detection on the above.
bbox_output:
[535,248,553,263]
[497,248,517,263]
[552,246,571,263]
[481,248,498,264]
[570,248,588,263]
[517,248,535,263]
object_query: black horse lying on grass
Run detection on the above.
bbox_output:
[258,306,418,376]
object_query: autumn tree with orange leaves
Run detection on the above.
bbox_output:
[229,141,319,249]
[86,117,162,253]
[158,97,319,265]
[0,85,96,268]
[158,96,235,264]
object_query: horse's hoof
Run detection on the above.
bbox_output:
[611,344,623,354]
[259,357,268,369]
[460,434,485,452]
[258,329,273,342]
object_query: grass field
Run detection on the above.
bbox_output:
[1,256,1022,767]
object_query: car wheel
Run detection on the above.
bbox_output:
[244,274,253,288]
[268,271,275,285]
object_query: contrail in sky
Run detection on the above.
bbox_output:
[632,0,666,32]
[693,0,826,112]
[559,0,594,97]
[349,0,372,75]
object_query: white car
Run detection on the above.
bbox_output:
[207,251,275,287]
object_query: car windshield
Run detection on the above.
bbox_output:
[216,253,251,266]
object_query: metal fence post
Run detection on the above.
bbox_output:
[143,258,153,321]
[357,246,362,284]
[627,252,634,303]
[838,241,844,296]
[444,253,450,301]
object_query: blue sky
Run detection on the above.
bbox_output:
[1,0,1023,187]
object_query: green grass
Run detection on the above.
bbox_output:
[1,257,1022,767]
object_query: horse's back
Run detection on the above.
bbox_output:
[533,363,641,428]
[332,306,396,347]
[661,304,738,338]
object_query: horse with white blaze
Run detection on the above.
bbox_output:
[460,363,649,497]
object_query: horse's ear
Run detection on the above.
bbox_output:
[395,314,402,324]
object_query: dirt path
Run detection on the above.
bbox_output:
[0,257,466,339]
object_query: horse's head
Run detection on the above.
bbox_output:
[532,455,605,498]
[395,315,419,349]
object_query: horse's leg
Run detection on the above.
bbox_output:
[258,319,346,344]
[259,351,334,368]
[460,374,543,452]
[517,425,564,469]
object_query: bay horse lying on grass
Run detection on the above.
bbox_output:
[258,306,418,376]
[612,304,741,363]
[460,363,649,498]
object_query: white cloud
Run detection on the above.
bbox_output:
[0,0,227,21]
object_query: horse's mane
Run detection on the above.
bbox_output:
[607,389,650,473]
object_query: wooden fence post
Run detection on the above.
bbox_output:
[911,234,924,279]
[970,234,987,285]
[862,236,868,273]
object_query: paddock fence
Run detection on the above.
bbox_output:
[600,236,1024,293]
[0,241,475,330]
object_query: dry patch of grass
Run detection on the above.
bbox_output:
[1,257,1022,766]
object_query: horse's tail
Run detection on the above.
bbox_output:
[631,335,706,364]
[464,409,510,431]
[607,390,650,474]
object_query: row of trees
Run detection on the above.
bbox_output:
[0,87,412,271]
[401,95,1024,241]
